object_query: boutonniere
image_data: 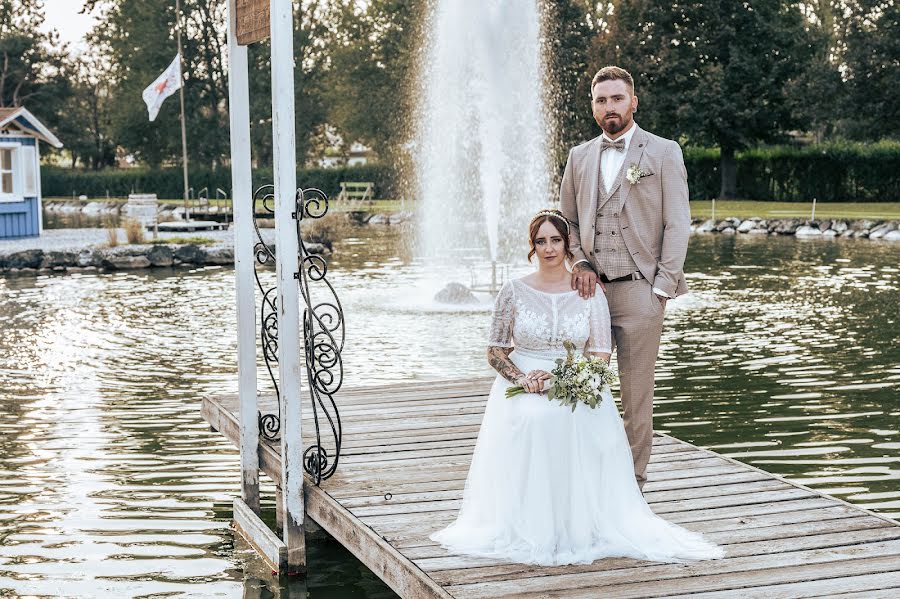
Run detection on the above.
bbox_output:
[626,164,652,185]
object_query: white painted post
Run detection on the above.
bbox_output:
[227,0,260,513]
[811,197,817,221]
[35,142,43,235]
[270,0,306,574]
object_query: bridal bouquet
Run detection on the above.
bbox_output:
[505,341,617,411]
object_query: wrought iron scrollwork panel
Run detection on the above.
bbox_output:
[250,184,344,485]
[252,184,281,441]
[296,187,344,485]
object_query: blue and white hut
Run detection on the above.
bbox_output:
[0,107,63,239]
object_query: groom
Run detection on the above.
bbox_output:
[560,66,690,490]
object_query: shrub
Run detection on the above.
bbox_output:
[301,212,352,250]
[106,225,119,247]
[41,164,401,203]
[40,141,900,203]
[682,141,900,201]
[124,219,145,244]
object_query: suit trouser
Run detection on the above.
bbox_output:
[604,278,666,489]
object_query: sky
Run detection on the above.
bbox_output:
[41,0,99,51]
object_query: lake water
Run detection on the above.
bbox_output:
[0,228,897,597]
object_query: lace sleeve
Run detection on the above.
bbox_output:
[586,291,612,353]
[487,281,515,348]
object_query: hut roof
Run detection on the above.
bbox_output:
[0,107,63,148]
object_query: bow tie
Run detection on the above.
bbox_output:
[600,138,626,153]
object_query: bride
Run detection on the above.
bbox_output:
[431,209,724,566]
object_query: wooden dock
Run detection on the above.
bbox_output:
[202,378,900,598]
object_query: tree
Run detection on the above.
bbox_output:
[87,0,329,172]
[0,0,72,142]
[59,51,117,170]
[325,0,425,162]
[88,0,200,168]
[841,0,900,139]
[543,0,597,170]
[595,0,820,198]
[780,1,844,142]
[246,0,331,169]
[86,0,242,169]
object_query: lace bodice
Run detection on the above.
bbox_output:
[488,278,612,356]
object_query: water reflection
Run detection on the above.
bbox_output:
[0,230,897,596]
[657,235,899,515]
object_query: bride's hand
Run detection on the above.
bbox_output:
[521,370,551,394]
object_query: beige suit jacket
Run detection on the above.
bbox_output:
[559,124,691,297]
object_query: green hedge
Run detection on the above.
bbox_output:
[41,163,401,200]
[683,141,900,202]
[42,141,900,202]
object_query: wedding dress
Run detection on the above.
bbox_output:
[431,278,724,565]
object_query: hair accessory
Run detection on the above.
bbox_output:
[529,209,570,233]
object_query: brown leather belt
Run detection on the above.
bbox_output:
[599,271,645,284]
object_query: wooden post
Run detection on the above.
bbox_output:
[275,484,285,532]
[270,0,306,574]
[35,142,43,235]
[175,0,191,221]
[227,0,259,514]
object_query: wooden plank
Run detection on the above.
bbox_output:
[304,483,452,599]
[657,431,900,530]
[325,472,794,512]
[336,477,784,512]
[656,569,900,599]
[445,544,900,598]
[344,480,796,520]
[233,497,286,572]
[235,0,269,45]
[820,589,900,599]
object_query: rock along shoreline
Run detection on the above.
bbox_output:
[0,236,329,274]
[691,217,899,239]
[0,215,896,274]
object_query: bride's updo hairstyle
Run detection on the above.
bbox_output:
[527,209,574,263]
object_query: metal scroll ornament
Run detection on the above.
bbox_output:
[250,184,344,485]
[252,185,281,441]
[295,187,345,485]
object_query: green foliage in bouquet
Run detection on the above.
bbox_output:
[505,341,617,412]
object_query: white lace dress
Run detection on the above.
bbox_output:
[431,278,724,565]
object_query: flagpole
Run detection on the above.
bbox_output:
[175,0,190,221]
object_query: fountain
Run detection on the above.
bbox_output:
[413,0,552,300]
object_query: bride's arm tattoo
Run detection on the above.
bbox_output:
[487,346,525,384]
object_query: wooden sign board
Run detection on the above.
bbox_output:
[236,0,270,46]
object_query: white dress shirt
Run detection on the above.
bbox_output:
[576,122,671,299]
[600,124,637,195]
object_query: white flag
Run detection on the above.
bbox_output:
[142,54,182,122]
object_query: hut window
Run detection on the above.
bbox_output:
[21,146,36,196]
[0,147,13,196]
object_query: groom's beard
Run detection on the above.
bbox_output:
[601,113,631,135]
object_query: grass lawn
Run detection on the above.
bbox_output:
[148,236,216,245]
[46,197,406,214]
[689,200,900,221]
[44,196,900,221]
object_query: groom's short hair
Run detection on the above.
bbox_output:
[591,66,634,95]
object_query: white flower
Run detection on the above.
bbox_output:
[626,163,650,185]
